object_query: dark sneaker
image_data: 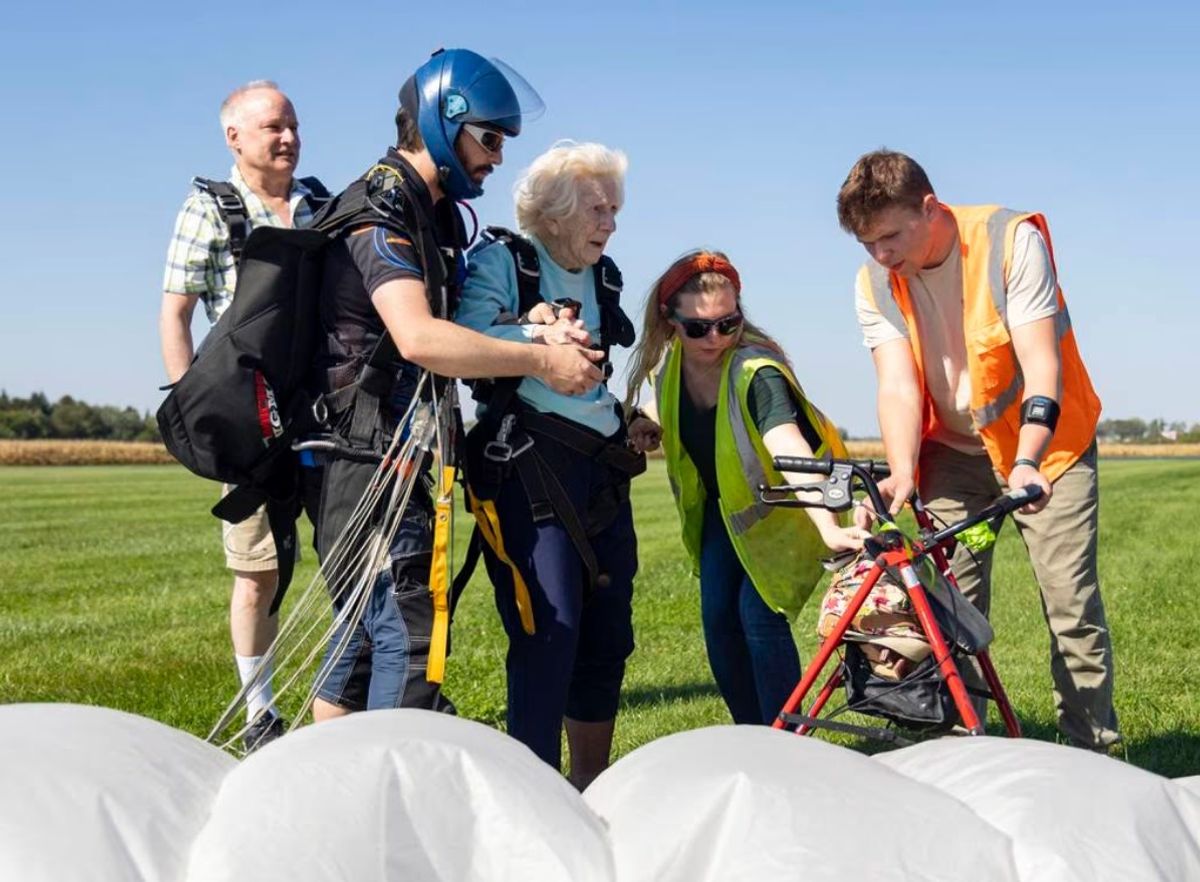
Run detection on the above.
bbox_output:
[243,713,286,754]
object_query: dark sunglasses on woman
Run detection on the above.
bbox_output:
[671,310,744,339]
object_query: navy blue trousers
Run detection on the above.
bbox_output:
[699,497,802,724]
[482,440,637,770]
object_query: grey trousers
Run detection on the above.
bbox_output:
[917,441,1121,749]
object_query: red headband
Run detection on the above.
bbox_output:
[656,253,742,306]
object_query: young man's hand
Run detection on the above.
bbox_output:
[853,472,914,529]
[1008,463,1052,513]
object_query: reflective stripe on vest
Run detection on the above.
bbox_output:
[724,345,783,536]
[858,204,1100,481]
[653,337,848,618]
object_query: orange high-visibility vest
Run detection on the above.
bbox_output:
[857,204,1100,482]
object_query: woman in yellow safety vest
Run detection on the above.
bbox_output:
[624,250,869,724]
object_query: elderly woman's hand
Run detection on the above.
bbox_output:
[530,316,592,347]
[522,302,593,346]
[524,302,561,325]
[627,416,662,453]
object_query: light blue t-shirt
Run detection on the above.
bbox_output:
[457,234,621,437]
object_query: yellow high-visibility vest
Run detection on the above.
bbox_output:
[654,338,847,619]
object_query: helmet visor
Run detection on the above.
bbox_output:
[457,57,544,135]
[490,57,544,122]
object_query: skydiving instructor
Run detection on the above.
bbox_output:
[308,49,605,723]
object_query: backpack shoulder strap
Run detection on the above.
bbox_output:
[593,255,636,349]
[482,226,542,315]
[297,175,332,214]
[192,177,249,264]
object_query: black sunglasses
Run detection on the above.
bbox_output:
[671,310,744,339]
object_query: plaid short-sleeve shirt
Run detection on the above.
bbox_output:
[162,165,319,324]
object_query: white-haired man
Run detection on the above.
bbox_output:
[159,81,328,750]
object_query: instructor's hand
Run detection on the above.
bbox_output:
[537,345,604,395]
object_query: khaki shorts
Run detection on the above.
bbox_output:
[220,484,301,572]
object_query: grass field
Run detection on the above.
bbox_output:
[1,459,1198,776]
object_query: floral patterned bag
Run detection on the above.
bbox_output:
[816,555,931,681]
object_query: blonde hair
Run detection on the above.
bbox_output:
[623,250,787,412]
[514,141,628,240]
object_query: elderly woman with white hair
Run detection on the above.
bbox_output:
[455,141,641,788]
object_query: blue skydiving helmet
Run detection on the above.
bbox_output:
[399,49,544,200]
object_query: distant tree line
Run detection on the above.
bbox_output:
[1,391,1194,446]
[0,391,161,442]
[840,418,1199,444]
[1096,418,1200,444]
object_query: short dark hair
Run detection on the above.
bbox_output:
[837,150,935,236]
[394,106,424,152]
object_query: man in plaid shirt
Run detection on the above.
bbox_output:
[158,80,324,749]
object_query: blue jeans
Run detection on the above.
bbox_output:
[699,498,801,724]
[315,472,437,712]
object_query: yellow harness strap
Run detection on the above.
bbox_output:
[427,464,456,683]
[466,487,537,635]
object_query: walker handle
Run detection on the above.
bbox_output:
[771,457,891,479]
[924,484,1045,549]
[993,484,1044,514]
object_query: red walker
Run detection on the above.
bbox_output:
[760,457,1040,744]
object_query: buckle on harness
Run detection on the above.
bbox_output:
[311,395,329,425]
[483,413,532,462]
[529,500,555,523]
[214,192,245,216]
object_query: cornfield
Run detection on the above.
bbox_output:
[0,439,1195,467]
[0,440,175,466]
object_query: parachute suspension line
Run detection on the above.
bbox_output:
[288,376,444,720]
[285,377,439,726]
[208,375,441,753]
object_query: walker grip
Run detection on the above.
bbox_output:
[772,456,832,475]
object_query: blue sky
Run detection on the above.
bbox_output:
[2,1,1196,434]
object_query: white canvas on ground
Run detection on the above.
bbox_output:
[583,725,1019,882]
[184,708,615,882]
[876,736,1200,882]
[0,703,235,882]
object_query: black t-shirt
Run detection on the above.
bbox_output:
[679,366,822,497]
[317,151,465,415]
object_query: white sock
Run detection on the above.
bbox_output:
[235,654,276,720]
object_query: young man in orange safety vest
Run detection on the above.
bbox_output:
[837,149,1120,752]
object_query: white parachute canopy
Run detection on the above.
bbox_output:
[3,704,1200,881]
[0,704,234,882]
[583,725,1021,882]
[875,736,1200,882]
[185,709,615,882]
